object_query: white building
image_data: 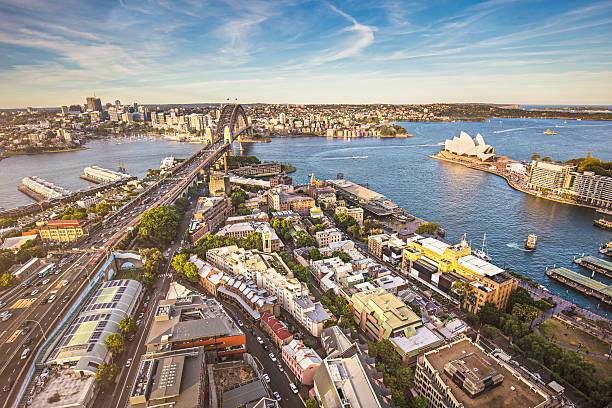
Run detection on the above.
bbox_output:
[315,228,342,248]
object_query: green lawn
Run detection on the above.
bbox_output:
[540,317,610,355]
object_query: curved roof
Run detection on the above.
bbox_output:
[444,131,495,161]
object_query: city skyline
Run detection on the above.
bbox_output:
[1,0,612,108]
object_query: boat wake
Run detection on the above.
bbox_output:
[493,127,528,134]
[506,242,532,252]
[322,155,368,160]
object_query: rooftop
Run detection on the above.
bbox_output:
[390,326,442,357]
[423,339,548,408]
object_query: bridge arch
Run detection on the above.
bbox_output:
[214,104,252,143]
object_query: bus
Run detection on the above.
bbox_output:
[38,263,55,278]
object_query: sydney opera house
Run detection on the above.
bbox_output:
[442,131,495,161]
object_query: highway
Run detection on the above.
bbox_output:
[0,141,229,407]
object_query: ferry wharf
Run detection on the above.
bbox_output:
[574,255,612,278]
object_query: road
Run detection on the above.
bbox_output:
[0,141,229,407]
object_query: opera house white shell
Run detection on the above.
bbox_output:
[443,131,495,161]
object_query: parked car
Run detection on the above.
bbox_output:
[262,374,270,383]
[277,364,284,372]
[125,358,132,368]
[269,353,276,362]
[273,392,281,401]
[237,320,244,327]
[290,382,298,394]
[256,336,264,345]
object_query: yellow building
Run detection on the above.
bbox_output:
[402,236,516,313]
[39,220,87,242]
[350,287,422,341]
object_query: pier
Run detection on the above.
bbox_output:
[546,267,612,306]
[574,255,612,278]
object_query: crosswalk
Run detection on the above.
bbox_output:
[10,298,37,309]
[159,273,173,279]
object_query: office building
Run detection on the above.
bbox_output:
[414,338,548,408]
[313,353,395,408]
[39,219,87,242]
[267,186,315,215]
[86,96,103,112]
[146,293,245,358]
[191,196,231,242]
[350,287,422,341]
[282,339,322,385]
[564,170,612,209]
[315,228,342,248]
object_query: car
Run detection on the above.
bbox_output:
[2,378,13,393]
[273,392,281,401]
[62,280,69,286]
[41,278,50,285]
[277,364,284,372]
[138,313,144,319]
[128,335,135,342]
[23,338,32,347]
[20,348,30,359]
[143,301,148,307]
[22,326,31,335]
[1,312,12,321]
[256,336,264,345]
[237,320,244,327]
[141,307,146,312]
[0,301,4,308]
[47,295,56,303]
[269,353,276,362]
[262,374,270,383]
[136,319,142,326]
[125,358,132,368]
[62,295,70,303]
[146,295,150,301]
[30,290,39,296]
[289,382,298,394]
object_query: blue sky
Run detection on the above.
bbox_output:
[1,0,611,107]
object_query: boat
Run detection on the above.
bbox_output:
[525,234,537,250]
[542,129,557,135]
[600,241,612,257]
[473,232,492,262]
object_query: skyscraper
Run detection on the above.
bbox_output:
[86,96,102,112]
[115,99,121,108]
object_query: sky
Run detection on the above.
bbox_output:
[0,0,611,107]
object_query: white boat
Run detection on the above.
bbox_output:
[473,232,492,262]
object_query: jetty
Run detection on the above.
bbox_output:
[546,267,612,306]
[574,255,612,278]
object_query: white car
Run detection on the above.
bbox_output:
[30,290,39,296]
[42,279,50,285]
[262,374,270,383]
[237,320,244,327]
[269,353,276,362]
[289,382,298,394]
[273,391,281,401]
[62,280,69,286]
[125,358,132,368]
[256,336,264,345]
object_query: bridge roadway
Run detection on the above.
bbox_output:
[0,141,230,408]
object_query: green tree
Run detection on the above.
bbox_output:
[0,218,17,228]
[172,253,189,274]
[506,287,535,313]
[294,230,316,248]
[141,248,165,274]
[105,333,125,355]
[477,301,501,327]
[230,188,247,207]
[511,303,540,323]
[118,318,136,338]
[411,396,429,408]
[138,206,179,246]
[530,152,541,161]
[323,319,337,329]
[332,251,351,263]
[305,398,319,408]
[0,272,17,288]
[482,324,497,338]
[95,362,118,389]
[182,261,199,284]
[415,222,441,235]
[309,248,322,261]
[173,197,190,215]
[465,312,480,326]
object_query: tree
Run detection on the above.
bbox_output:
[309,248,322,261]
[118,318,136,338]
[323,319,337,329]
[482,324,497,338]
[411,396,429,408]
[305,398,319,408]
[173,197,190,215]
[105,333,125,355]
[230,188,247,207]
[332,250,351,263]
[138,206,179,246]
[465,312,480,326]
[415,222,441,235]
[512,303,540,323]
[182,261,199,284]
[477,301,501,327]
[530,152,541,161]
[0,272,17,288]
[95,362,118,389]
[506,287,534,312]
[172,253,189,274]
[294,230,315,248]
[141,248,165,274]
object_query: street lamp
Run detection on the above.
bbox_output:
[24,319,47,341]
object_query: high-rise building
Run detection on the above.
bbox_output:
[527,160,575,193]
[86,96,103,112]
[60,105,69,115]
[115,99,121,107]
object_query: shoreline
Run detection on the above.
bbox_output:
[430,154,602,211]
[0,146,88,161]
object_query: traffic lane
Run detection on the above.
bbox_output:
[220,302,303,408]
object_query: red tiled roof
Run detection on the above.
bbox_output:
[46,220,82,226]
[261,313,292,340]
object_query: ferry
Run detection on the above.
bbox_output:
[594,210,612,230]
[525,234,537,250]
[600,241,612,257]
[542,129,557,135]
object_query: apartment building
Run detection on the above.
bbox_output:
[267,186,315,215]
[261,313,293,348]
[282,339,322,385]
[415,339,548,408]
[315,228,342,248]
[192,196,231,242]
[335,205,364,226]
[216,221,282,252]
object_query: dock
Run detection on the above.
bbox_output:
[546,267,612,305]
[574,256,612,278]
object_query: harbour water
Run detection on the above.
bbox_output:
[0,119,610,316]
[243,118,612,317]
